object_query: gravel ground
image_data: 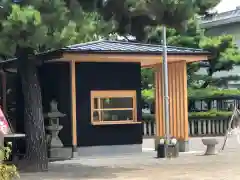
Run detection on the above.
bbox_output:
[20,136,240,180]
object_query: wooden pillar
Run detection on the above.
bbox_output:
[70,61,78,157]
[154,61,189,149]
[180,61,189,141]
[154,65,164,148]
[168,61,189,141]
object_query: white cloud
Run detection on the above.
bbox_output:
[214,0,240,13]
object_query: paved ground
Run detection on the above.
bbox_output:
[20,136,240,180]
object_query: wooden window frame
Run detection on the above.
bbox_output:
[90,90,140,125]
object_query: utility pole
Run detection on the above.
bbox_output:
[162,25,170,155]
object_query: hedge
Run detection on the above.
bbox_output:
[188,88,240,100]
[142,110,232,122]
[141,88,240,103]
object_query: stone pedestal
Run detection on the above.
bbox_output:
[205,144,217,155]
[46,125,63,148]
[48,147,72,161]
[202,138,219,155]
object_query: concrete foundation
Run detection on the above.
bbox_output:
[49,147,72,160]
[78,144,142,157]
[154,137,161,150]
[178,140,189,152]
[72,146,79,158]
[48,144,142,159]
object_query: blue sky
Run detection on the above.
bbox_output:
[214,0,240,12]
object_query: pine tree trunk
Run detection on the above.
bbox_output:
[16,47,48,171]
[201,70,214,88]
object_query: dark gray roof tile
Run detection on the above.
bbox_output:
[63,40,208,55]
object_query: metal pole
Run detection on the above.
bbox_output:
[162,25,170,153]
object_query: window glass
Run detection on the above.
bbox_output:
[91,90,137,124]
[93,110,133,121]
[94,97,133,109]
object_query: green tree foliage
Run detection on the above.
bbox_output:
[99,0,220,41]
[195,0,220,15]
[146,17,204,46]
[180,35,240,89]
[0,1,111,57]
[145,18,205,87]
[142,32,240,106]
[0,0,111,171]
[143,20,240,89]
[199,35,240,88]
[139,3,240,103]
[141,68,154,89]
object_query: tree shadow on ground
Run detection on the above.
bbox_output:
[20,163,140,180]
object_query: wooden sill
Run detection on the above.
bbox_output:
[92,121,142,126]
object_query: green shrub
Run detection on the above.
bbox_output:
[188,88,240,100]
[142,114,155,122]
[142,113,155,122]
[141,88,240,103]
[142,110,232,122]
[0,142,19,180]
[188,109,232,118]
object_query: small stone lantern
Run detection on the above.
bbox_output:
[44,99,66,148]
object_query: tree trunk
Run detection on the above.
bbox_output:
[16,47,48,172]
[200,70,213,88]
[201,80,210,88]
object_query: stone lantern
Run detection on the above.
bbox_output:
[44,99,66,159]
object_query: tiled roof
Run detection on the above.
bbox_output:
[63,40,208,55]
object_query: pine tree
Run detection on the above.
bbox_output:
[100,0,221,41]
[0,0,110,171]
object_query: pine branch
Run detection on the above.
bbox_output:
[190,74,240,87]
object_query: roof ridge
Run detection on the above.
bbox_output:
[64,39,204,52]
[64,39,105,49]
[100,40,204,51]
[102,40,163,48]
[62,39,208,54]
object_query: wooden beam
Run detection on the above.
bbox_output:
[70,61,77,155]
[59,53,208,66]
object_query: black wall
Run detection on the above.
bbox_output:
[76,62,142,147]
[39,62,72,147]
[16,62,72,151]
